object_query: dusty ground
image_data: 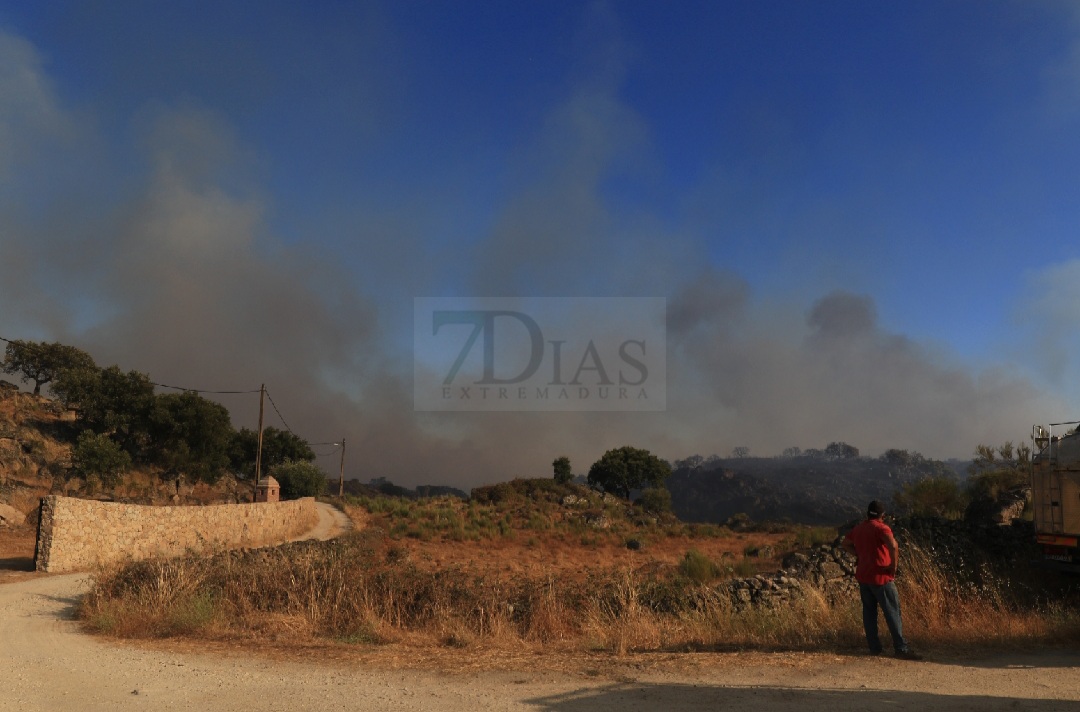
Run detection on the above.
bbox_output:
[2,571,1080,711]
[337,502,794,580]
[389,530,791,578]
[2,504,1080,710]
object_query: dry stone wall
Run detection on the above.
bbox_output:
[35,495,319,573]
[718,541,858,610]
[717,516,1042,610]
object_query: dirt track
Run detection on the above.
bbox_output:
[2,504,1079,711]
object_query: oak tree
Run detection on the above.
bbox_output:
[2,340,95,395]
[587,446,671,500]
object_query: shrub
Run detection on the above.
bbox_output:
[791,526,837,548]
[894,476,968,518]
[967,469,1028,501]
[71,430,130,486]
[637,486,672,514]
[679,548,721,583]
[687,523,727,538]
[471,481,520,505]
[730,556,757,577]
[271,459,328,499]
[726,512,752,531]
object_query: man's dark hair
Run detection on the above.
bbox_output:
[867,500,886,518]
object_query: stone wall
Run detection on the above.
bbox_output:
[721,541,858,610]
[718,516,1042,610]
[35,495,319,573]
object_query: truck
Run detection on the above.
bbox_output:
[1031,422,1080,573]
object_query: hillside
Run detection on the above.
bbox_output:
[0,382,72,510]
[0,383,245,514]
[4,381,968,531]
[667,453,964,525]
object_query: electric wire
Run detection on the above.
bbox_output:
[151,382,261,394]
[264,388,296,437]
[2,334,343,454]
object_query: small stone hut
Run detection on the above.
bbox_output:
[255,475,281,503]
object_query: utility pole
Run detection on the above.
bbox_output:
[254,383,265,503]
[338,437,346,497]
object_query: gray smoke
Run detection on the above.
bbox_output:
[0,24,1066,492]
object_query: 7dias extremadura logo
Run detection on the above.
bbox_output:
[413,298,666,412]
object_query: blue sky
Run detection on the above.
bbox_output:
[2,1,1080,486]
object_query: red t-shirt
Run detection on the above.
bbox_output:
[844,518,895,586]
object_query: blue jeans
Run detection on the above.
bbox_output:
[859,581,909,654]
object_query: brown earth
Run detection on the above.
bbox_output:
[336,502,794,580]
[0,523,36,583]
[385,529,791,578]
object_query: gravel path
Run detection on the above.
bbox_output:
[298,501,353,542]
[2,505,1079,711]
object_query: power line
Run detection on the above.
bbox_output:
[264,388,296,436]
[2,335,260,394]
[151,381,262,394]
[2,334,342,450]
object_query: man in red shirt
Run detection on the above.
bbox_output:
[842,500,921,659]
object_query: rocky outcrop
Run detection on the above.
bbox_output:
[964,485,1030,526]
[0,502,25,526]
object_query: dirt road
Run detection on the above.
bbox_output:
[300,501,353,542]
[1,504,1078,711]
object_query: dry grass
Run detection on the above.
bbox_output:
[895,543,1079,650]
[78,525,1080,660]
[337,491,790,582]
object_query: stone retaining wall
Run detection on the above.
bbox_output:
[34,495,319,573]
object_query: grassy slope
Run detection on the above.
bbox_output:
[78,480,1080,658]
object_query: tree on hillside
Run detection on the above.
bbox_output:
[147,391,235,483]
[271,459,327,499]
[2,340,96,395]
[825,441,860,460]
[967,440,1031,499]
[587,446,672,500]
[730,446,750,458]
[882,448,915,468]
[552,456,573,485]
[229,426,315,480]
[674,454,704,470]
[52,365,156,455]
